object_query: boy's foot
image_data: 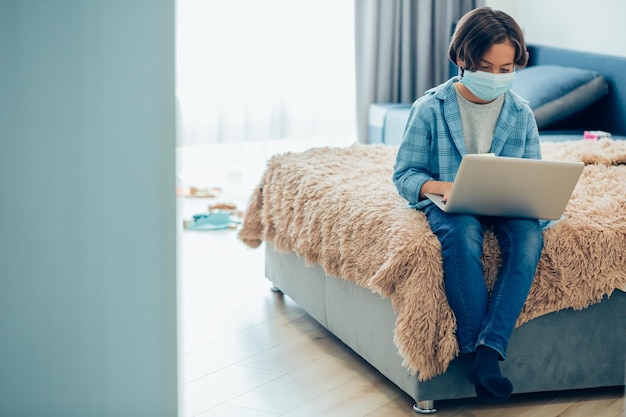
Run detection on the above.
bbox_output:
[474,385,510,403]
[467,346,513,401]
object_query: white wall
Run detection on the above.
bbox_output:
[0,1,177,416]
[486,0,626,57]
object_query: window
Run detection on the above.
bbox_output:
[176,1,356,196]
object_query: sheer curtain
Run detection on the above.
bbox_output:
[176,1,357,198]
[354,0,482,143]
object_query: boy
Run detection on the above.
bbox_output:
[393,7,543,403]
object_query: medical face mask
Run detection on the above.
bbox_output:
[460,70,516,101]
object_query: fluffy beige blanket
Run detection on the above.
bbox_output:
[238,138,626,381]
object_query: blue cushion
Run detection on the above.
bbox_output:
[512,65,608,129]
[368,103,411,145]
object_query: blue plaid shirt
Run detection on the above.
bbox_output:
[393,77,541,209]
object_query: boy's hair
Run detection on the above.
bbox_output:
[448,7,528,74]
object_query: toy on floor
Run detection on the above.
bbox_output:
[183,202,243,231]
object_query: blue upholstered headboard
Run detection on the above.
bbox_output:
[526,45,626,136]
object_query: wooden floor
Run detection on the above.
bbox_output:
[176,192,624,417]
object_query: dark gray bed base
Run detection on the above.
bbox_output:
[265,242,626,413]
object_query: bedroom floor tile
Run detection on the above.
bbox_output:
[225,348,371,414]
[196,404,280,417]
[179,293,307,353]
[236,326,345,373]
[279,376,402,417]
[180,315,324,383]
[179,364,284,417]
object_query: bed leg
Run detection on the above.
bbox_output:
[413,400,437,414]
[269,286,283,293]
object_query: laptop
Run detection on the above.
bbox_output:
[424,154,584,220]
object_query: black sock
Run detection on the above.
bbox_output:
[474,385,509,404]
[467,346,513,401]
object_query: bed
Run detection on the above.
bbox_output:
[237,45,626,413]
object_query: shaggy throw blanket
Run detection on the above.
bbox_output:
[238,138,626,381]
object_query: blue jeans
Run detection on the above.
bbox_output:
[424,205,544,359]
